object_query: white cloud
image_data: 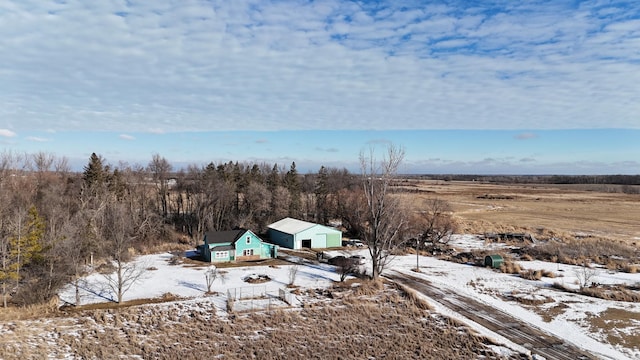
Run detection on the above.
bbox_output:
[0,1,638,133]
[25,136,49,142]
[119,134,135,140]
[0,129,17,137]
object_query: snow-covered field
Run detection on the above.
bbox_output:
[58,235,640,359]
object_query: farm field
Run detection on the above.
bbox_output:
[397,180,640,244]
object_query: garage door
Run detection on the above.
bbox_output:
[312,234,327,248]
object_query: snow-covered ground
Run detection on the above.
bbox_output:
[59,236,640,359]
[59,252,342,312]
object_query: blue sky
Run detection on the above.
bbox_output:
[0,1,639,174]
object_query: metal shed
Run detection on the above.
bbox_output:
[484,254,504,269]
[267,217,342,249]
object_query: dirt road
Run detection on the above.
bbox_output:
[387,272,598,360]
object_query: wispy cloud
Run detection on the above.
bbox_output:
[25,136,49,142]
[315,147,339,153]
[0,1,638,133]
[119,134,135,140]
[0,129,17,138]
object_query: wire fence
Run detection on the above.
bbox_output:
[226,286,295,313]
[227,286,268,301]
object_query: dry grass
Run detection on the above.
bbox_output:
[586,307,640,348]
[500,260,522,274]
[536,302,570,323]
[550,281,640,303]
[394,283,433,310]
[580,286,640,303]
[0,301,60,322]
[0,286,528,360]
[396,180,640,244]
[59,292,186,313]
[520,269,543,281]
[523,237,639,268]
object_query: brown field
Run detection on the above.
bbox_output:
[397,180,640,244]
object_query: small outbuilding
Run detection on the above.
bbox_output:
[484,254,504,269]
[197,229,278,263]
[267,217,342,249]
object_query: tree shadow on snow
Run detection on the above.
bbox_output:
[178,280,205,292]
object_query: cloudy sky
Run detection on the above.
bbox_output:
[1,0,638,174]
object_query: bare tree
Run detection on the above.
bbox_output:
[334,257,358,282]
[238,182,270,231]
[102,202,147,303]
[148,154,173,219]
[575,261,598,290]
[204,265,219,293]
[414,198,457,270]
[288,264,300,286]
[359,144,406,280]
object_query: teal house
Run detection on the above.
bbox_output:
[267,217,342,249]
[197,229,278,263]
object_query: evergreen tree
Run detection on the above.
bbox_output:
[266,164,280,192]
[248,163,262,184]
[82,153,107,191]
[315,166,329,224]
[0,205,45,306]
[284,162,301,217]
[266,164,281,220]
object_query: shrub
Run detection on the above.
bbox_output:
[520,254,533,261]
[520,269,542,281]
[580,286,640,302]
[500,261,521,274]
[523,237,638,267]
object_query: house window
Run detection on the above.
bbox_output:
[243,249,254,256]
[215,251,228,259]
[246,236,251,244]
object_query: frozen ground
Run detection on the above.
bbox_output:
[58,235,640,359]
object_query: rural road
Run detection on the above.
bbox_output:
[387,272,597,360]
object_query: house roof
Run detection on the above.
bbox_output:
[207,244,235,251]
[204,229,247,244]
[268,217,340,235]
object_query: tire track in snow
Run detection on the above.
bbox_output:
[387,272,597,360]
